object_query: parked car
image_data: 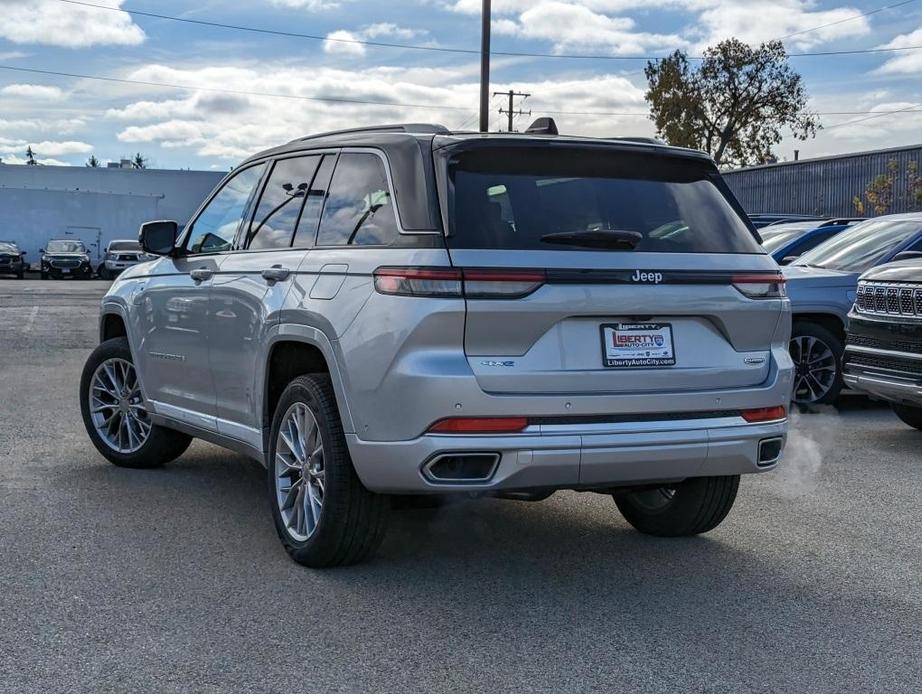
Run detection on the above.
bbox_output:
[783,213,922,405]
[0,240,28,278]
[845,258,922,430]
[40,239,93,280]
[78,121,792,567]
[98,239,149,280]
[761,218,864,264]
[749,213,824,229]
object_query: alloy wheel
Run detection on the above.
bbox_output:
[88,358,151,453]
[274,402,325,542]
[790,335,837,404]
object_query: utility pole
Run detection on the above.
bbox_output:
[494,89,531,132]
[479,0,491,132]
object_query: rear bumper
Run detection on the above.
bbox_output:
[347,415,787,493]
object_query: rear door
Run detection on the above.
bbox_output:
[441,143,785,396]
[209,154,324,434]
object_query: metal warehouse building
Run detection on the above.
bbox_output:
[0,164,224,264]
[723,143,922,218]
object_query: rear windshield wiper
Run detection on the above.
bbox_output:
[539,229,642,250]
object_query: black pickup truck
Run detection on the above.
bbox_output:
[845,258,922,429]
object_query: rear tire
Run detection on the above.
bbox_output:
[80,337,191,468]
[267,374,389,568]
[40,270,48,280]
[893,404,922,431]
[614,475,740,536]
[99,266,110,280]
[790,321,843,406]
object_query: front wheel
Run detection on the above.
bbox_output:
[614,475,740,536]
[79,337,191,468]
[268,374,389,568]
[893,404,922,431]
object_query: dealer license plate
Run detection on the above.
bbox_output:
[600,323,676,368]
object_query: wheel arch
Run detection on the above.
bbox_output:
[261,325,356,455]
[791,312,846,342]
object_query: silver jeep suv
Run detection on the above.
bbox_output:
[79,123,793,567]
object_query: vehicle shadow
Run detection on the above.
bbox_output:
[51,446,918,692]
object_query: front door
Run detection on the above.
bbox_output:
[133,162,267,427]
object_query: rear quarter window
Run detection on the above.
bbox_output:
[447,146,761,254]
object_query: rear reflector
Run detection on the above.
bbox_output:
[374,267,545,299]
[741,406,787,423]
[428,416,529,434]
[732,272,786,299]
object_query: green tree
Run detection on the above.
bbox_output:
[86,155,100,168]
[25,145,37,165]
[645,39,820,167]
[131,152,147,169]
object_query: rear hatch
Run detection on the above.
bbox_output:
[438,140,786,396]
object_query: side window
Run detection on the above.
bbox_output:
[292,155,336,249]
[187,163,266,255]
[245,156,320,250]
[316,152,399,246]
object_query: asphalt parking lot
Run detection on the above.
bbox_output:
[1,279,920,693]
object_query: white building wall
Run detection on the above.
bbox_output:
[0,164,225,264]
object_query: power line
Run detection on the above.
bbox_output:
[823,103,922,130]
[0,64,471,111]
[775,0,919,41]
[3,63,922,124]
[53,0,922,62]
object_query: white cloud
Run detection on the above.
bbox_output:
[1,154,71,166]
[875,27,922,75]
[0,0,144,48]
[323,29,366,56]
[25,140,94,156]
[269,0,344,8]
[106,61,651,161]
[0,117,86,134]
[452,0,870,53]
[323,22,426,55]
[0,84,65,100]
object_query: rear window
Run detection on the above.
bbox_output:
[447,147,761,253]
[109,241,140,252]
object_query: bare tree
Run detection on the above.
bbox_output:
[25,145,37,165]
[132,152,147,169]
[86,155,100,168]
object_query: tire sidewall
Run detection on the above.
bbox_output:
[80,337,166,466]
[266,377,339,555]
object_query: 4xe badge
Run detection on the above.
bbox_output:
[631,270,664,284]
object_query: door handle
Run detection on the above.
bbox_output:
[190,268,213,283]
[261,266,291,283]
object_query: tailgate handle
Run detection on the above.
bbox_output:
[261,266,291,283]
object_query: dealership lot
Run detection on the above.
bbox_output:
[1,279,920,693]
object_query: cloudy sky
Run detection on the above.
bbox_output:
[1,0,921,170]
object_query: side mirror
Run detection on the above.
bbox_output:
[781,255,800,265]
[893,250,922,262]
[139,220,179,256]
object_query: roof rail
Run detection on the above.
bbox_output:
[294,123,451,142]
[610,136,665,145]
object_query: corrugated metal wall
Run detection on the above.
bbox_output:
[723,144,922,217]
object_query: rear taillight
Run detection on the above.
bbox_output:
[428,416,529,434]
[373,267,462,297]
[462,269,546,298]
[374,267,545,299]
[741,406,787,423]
[732,273,786,299]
